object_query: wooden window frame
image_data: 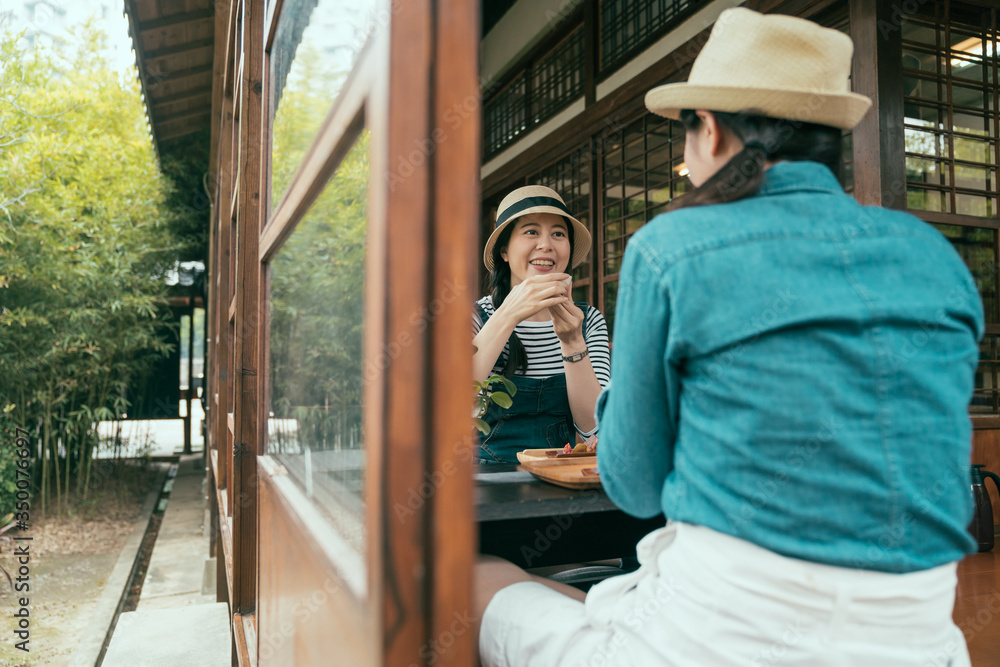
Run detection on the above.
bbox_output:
[207,0,479,664]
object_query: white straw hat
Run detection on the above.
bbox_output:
[645,7,872,130]
[484,185,591,271]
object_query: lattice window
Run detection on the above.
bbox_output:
[599,0,705,73]
[483,73,528,159]
[530,146,593,303]
[483,26,585,159]
[602,115,686,275]
[932,222,1000,414]
[531,27,585,124]
[601,114,688,331]
[902,5,999,218]
[976,333,1000,414]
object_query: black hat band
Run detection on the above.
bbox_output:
[496,196,572,229]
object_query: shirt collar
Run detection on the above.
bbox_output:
[756,161,845,198]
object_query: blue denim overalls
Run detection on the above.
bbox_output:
[475,303,589,464]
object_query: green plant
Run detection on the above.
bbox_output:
[473,375,516,435]
[0,25,184,515]
[0,513,16,592]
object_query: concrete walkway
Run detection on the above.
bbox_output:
[102,455,230,666]
[137,456,217,610]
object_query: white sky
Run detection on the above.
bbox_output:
[4,0,137,74]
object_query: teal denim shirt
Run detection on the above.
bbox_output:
[596,161,983,573]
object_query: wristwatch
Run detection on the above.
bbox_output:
[561,349,589,363]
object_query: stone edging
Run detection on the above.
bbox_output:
[69,462,173,667]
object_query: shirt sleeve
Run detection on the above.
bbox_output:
[596,237,678,519]
[583,308,611,387]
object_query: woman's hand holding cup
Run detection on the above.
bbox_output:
[499,273,571,324]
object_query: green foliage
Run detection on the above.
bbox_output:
[473,375,516,435]
[0,26,183,514]
[268,130,369,453]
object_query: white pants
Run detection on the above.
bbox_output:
[480,522,970,667]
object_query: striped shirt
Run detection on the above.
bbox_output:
[473,296,611,387]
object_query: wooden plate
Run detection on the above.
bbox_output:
[516,448,596,463]
[519,457,602,489]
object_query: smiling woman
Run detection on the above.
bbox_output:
[471,185,610,463]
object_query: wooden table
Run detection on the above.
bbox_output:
[475,463,665,569]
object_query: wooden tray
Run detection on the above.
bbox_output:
[518,457,602,490]
[516,448,596,463]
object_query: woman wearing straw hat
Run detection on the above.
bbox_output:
[474,8,979,666]
[473,185,610,463]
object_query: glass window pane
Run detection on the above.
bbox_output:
[954,136,993,163]
[624,135,644,164]
[907,186,948,212]
[271,0,376,209]
[956,193,995,218]
[625,193,645,215]
[951,83,985,110]
[605,182,623,207]
[953,109,993,137]
[648,185,671,206]
[647,143,671,170]
[906,156,950,186]
[626,214,644,234]
[903,75,943,103]
[905,126,947,157]
[931,223,997,321]
[902,21,937,47]
[268,132,370,567]
[951,56,985,84]
[673,177,691,198]
[904,102,945,128]
[605,220,622,238]
[603,280,618,340]
[972,334,1000,413]
[903,47,940,74]
[955,164,996,191]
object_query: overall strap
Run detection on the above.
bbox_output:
[476,301,491,326]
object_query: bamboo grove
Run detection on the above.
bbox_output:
[0,26,196,516]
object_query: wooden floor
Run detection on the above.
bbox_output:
[955,549,1000,665]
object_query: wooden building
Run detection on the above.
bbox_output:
[123,0,999,663]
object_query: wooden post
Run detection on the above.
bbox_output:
[850,0,906,209]
[231,0,265,633]
[185,306,194,454]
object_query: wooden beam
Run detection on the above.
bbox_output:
[146,62,214,90]
[152,106,212,125]
[149,85,213,108]
[155,113,212,141]
[138,8,214,32]
[144,38,214,62]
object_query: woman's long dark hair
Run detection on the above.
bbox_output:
[669,109,843,211]
[486,218,575,377]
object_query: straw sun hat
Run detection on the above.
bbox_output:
[645,7,872,130]
[483,185,592,272]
